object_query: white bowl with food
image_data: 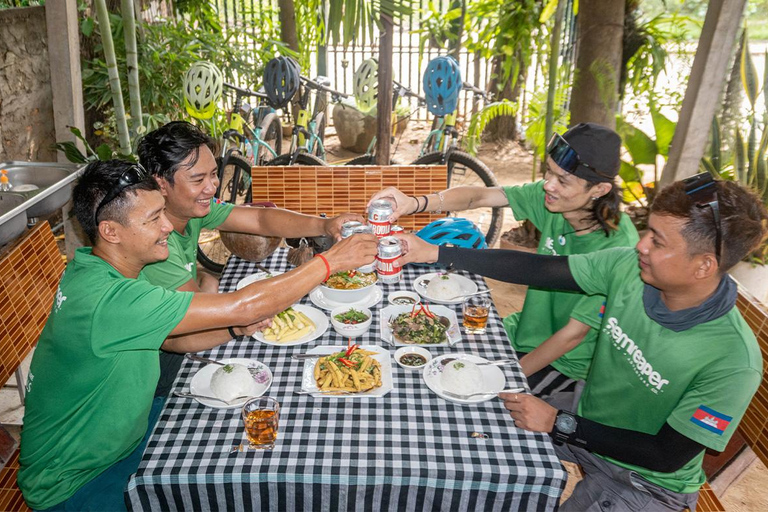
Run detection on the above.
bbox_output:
[319,270,378,303]
[387,290,421,306]
[330,306,373,338]
[394,346,432,370]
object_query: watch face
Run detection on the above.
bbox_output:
[556,413,577,434]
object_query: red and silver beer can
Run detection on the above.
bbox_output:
[351,225,377,273]
[340,221,364,239]
[368,200,393,238]
[390,225,405,235]
[376,236,402,284]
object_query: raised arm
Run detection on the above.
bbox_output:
[219,206,364,241]
[368,186,509,223]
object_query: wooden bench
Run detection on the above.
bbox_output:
[0,223,66,512]
[694,286,768,511]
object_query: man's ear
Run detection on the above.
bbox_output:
[155,176,170,197]
[694,253,719,280]
[590,182,612,199]
[97,220,122,245]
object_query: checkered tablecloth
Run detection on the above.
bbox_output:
[126,249,567,511]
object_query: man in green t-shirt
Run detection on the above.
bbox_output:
[369,123,638,407]
[137,121,364,397]
[18,160,376,511]
[395,174,768,510]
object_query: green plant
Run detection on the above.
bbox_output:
[463,100,518,155]
[523,71,570,180]
[53,126,135,164]
[413,1,462,55]
[0,0,43,7]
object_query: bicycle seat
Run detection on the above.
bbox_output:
[314,76,332,87]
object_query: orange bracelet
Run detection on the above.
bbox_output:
[314,253,331,281]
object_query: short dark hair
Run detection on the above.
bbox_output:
[583,179,623,236]
[72,160,160,244]
[651,180,768,272]
[137,121,216,185]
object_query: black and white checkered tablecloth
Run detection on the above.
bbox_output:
[126,249,567,511]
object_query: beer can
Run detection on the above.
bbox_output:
[390,225,405,235]
[368,200,393,238]
[340,221,363,239]
[376,236,402,284]
[351,225,376,273]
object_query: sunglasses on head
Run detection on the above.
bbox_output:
[546,133,613,181]
[682,172,722,265]
[94,164,149,225]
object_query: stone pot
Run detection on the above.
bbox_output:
[219,202,282,262]
[332,102,410,153]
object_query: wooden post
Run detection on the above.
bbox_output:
[661,0,747,185]
[45,0,88,259]
[375,14,394,166]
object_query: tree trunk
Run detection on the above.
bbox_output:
[278,0,300,54]
[121,0,142,136]
[375,14,394,165]
[568,0,625,129]
[448,0,466,60]
[484,55,521,141]
[544,0,567,147]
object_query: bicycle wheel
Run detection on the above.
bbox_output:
[196,154,253,274]
[264,152,328,166]
[412,150,504,246]
[255,113,283,166]
[344,155,401,165]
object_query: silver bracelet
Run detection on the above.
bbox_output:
[435,191,445,214]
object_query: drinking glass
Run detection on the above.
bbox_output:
[242,397,279,449]
[462,296,491,334]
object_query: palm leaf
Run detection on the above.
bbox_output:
[463,100,518,155]
[741,29,759,109]
[649,103,676,157]
[735,129,747,184]
[710,116,721,174]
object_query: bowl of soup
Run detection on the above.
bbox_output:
[319,270,378,303]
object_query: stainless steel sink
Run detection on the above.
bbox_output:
[0,194,26,246]
[0,161,84,248]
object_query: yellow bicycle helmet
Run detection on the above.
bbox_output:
[184,62,224,120]
[353,59,379,113]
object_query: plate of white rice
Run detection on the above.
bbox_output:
[189,358,272,409]
[413,272,478,305]
[423,354,506,404]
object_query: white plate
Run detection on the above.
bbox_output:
[300,345,393,398]
[236,271,283,290]
[423,354,506,405]
[252,304,329,346]
[189,358,273,409]
[380,304,461,346]
[413,273,478,305]
[309,285,383,311]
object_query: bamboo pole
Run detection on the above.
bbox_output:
[121,0,143,136]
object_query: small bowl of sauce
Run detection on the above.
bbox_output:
[388,290,421,306]
[394,346,432,370]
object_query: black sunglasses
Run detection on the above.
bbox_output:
[682,172,722,264]
[94,164,150,225]
[546,133,613,181]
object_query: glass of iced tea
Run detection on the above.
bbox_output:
[462,296,491,334]
[242,397,279,449]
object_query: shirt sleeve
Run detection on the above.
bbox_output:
[569,295,608,330]
[91,279,194,355]
[503,181,549,229]
[139,240,194,290]
[568,247,636,296]
[201,199,236,229]
[666,364,760,451]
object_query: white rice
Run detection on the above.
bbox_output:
[426,275,463,301]
[441,360,484,395]
[210,364,263,401]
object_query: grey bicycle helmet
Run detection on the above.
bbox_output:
[263,56,301,109]
[353,59,379,113]
[184,62,223,120]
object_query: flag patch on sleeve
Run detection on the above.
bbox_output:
[598,301,606,319]
[690,405,732,435]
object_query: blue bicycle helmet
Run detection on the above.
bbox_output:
[263,56,301,109]
[417,218,487,249]
[422,56,462,117]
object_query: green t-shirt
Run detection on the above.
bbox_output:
[569,247,762,493]
[18,248,193,509]
[140,199,234,289]
[502,181,639,379]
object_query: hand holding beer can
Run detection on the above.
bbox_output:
[377,236,402,284]
[368,200,393,238]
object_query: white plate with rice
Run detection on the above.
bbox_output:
[423,354,506,405]
[188,358,273,409]
[236,271,283,290]
[413,272,478,305]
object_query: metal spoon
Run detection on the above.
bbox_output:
[443,387,525,399]
[186,354,262,378]
[441,357,517,366]
[449,289,493,301]
[173,391,253,405]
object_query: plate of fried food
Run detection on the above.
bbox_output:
[299,345,393,398]
[254,305,328,346]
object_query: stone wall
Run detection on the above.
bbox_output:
[0,6,56,162]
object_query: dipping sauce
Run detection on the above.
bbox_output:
[399,353,427,367]
[391,296,417,305]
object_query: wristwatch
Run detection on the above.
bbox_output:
[551,410,578,445]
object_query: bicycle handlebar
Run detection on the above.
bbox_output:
[393,80,426,103]
[462,81,492,101]
[300,76,349,99]
[224,82,267,99]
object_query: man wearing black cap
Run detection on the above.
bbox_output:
[368,123,639,408]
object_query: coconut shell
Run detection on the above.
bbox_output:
[219,231,282,263]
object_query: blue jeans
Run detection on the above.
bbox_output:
[38,396,166,512]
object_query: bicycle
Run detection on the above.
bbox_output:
[264,75,349,166]
[196,82,283,273]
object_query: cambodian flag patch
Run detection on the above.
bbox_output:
[690,405,732,435]
[598,301,606,319]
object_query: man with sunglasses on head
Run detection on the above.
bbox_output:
[393,174,768,511]
[136,121,363,399]
[369,122,638,409]
[17,160,376,511]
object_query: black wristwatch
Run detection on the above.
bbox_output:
[551,410,578,445]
